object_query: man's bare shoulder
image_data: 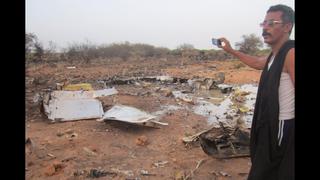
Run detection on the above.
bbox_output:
[283,48,295,86]
[284,48,295,72]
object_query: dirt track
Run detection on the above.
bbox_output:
[26,58,261,180]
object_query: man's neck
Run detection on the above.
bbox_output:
[270,36,290,56]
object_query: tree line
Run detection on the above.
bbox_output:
[26,33,270,63]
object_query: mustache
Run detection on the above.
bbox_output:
[262,31,271,36]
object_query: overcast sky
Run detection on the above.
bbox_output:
[26,0,294,51]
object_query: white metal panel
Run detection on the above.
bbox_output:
[103,105,156,123]
[47,99,104,121]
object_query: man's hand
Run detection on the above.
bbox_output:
[216,37,267,70]
[218,38,234,53]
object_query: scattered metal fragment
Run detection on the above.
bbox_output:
[103,105,168,127]
[140,170,156,176]
[153,161,169,168]
[86,168,117,178]
[199,124,250,159]
[111,168,134,177]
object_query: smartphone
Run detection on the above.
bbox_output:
[211,38,221,46]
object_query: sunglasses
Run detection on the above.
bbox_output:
[260,20,283,27]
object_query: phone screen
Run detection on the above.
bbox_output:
[212,38,221,46]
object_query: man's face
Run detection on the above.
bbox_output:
[261,11,291,45]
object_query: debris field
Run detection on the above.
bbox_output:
[26,59,261,180]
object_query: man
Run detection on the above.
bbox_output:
[217,4,294,180]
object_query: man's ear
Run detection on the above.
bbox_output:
[284,23,293,33]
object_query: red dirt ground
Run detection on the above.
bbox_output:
[26,58,261,180]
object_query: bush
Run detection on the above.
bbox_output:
[255,48,272,56]
[65,40,99,63]
[235,34,263,55]
[63,41,171,62]
[176,43,195,51]
[25,33,44,62]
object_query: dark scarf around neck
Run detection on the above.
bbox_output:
[250,40,295,158]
